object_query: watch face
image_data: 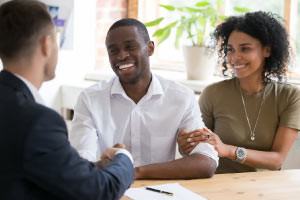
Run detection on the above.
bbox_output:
[237,148,246,159]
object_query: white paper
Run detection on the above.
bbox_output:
[124,183,207,200]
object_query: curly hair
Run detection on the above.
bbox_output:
[213,11,290,84]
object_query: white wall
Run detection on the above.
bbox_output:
[40,0,96,112]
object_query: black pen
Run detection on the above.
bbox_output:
[145,187,174,196]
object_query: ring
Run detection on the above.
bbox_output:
[206,134,210,140]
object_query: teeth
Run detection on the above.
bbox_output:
[119,63,134,70]
[233,65,246,69]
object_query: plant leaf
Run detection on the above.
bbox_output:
[160,4,175,11]
[144,17,164,27]
[153,27,169,37]
[195,1,210,7]
[218,15,228,21]
[197,29,204,46]
[158,29,171,45]
[234,7,250,13]
[184,6,203,13]
[166,21,178,29]
[216,0,224,8]
[175,25,185,49]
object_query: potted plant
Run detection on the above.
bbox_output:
[145,0,248,80]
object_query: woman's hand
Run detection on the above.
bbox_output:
[177,129,207,155]
[200,128,233,158]
[178,128,234,158]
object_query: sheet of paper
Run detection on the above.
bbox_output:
[124,183,207,200]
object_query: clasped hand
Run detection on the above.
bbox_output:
[177,128,229,157]
[95,144,126,169]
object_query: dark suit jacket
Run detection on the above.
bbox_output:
[0,70,134,200]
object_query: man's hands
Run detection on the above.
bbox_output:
[177,128,230,157]
[94,144,126,169]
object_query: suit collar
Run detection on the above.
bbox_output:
[0,70,35,101]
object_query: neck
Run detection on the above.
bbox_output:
[122,74,152,104]
[3,57,44,90]
[238,76,264,94]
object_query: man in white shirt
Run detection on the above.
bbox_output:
[70,18,218,179]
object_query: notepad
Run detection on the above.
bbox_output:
[124,183,207,200]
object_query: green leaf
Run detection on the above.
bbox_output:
[153,28,169,37]
[144,17,164,27]
[160,4,175,11]
[216,0,224,8]
[166,21,178,29]
[197,15,206,28]
[177,7,185,12]
[195,1,210,7]
[218,15,228,21]
[175,25,185,49]
[184,6,203,13]
[157,29,171,45]
[234,7,250,13]
[197,30,204,46]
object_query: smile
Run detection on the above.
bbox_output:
[119,63,134,70]
[233,64,247,69]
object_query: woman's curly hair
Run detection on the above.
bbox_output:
[213,11,290,84]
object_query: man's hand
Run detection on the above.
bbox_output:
[95,144,126,169]
[101,144,126,160]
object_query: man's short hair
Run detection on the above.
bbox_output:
[107,18,150,43]
[0,0,54,61]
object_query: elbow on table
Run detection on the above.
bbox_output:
[266,157,284,171]
[193,155,217,178]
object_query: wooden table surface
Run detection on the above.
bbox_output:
[122,169,300,200]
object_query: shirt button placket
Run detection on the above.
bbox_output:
[131,106,141,166]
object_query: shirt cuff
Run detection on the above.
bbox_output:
[190,142,219,167]
[115,149,134,164]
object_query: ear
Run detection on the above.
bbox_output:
[264,46,271,58]
[147,41,155,56]
[41,35,52,58]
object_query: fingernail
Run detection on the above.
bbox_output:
[191,142,195,146]
[187,138,191,142]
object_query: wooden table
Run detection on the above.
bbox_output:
[122,169,300,200]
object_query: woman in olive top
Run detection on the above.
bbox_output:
[178,11,300,173]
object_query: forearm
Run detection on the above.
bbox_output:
[224,145,285,170]
[242,149,284,170]
[135,154,216,179]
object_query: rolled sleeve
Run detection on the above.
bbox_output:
[190,142,219,167]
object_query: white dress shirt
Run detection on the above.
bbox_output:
[13,72,134,163]
[70,74,218,167]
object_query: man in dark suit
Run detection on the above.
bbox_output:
[0,1,134,200]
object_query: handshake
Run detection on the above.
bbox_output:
[94,144,126,169]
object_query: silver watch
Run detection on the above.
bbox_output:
[234,147,247,163]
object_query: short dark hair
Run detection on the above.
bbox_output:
[213,11,290,84]
[107,18,150,43]
[0,0,54,61]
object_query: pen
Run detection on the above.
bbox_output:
[145,187,174,196]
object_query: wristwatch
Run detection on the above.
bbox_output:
[234,147,247,163]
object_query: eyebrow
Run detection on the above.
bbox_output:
[227,43,252,47]
[106,40,138,49]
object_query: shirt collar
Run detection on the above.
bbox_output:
[111,74,164,98]
[14,74,45,105]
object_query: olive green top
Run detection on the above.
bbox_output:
[199,78,300,174]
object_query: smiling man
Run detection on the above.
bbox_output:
[70,18,218,179]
